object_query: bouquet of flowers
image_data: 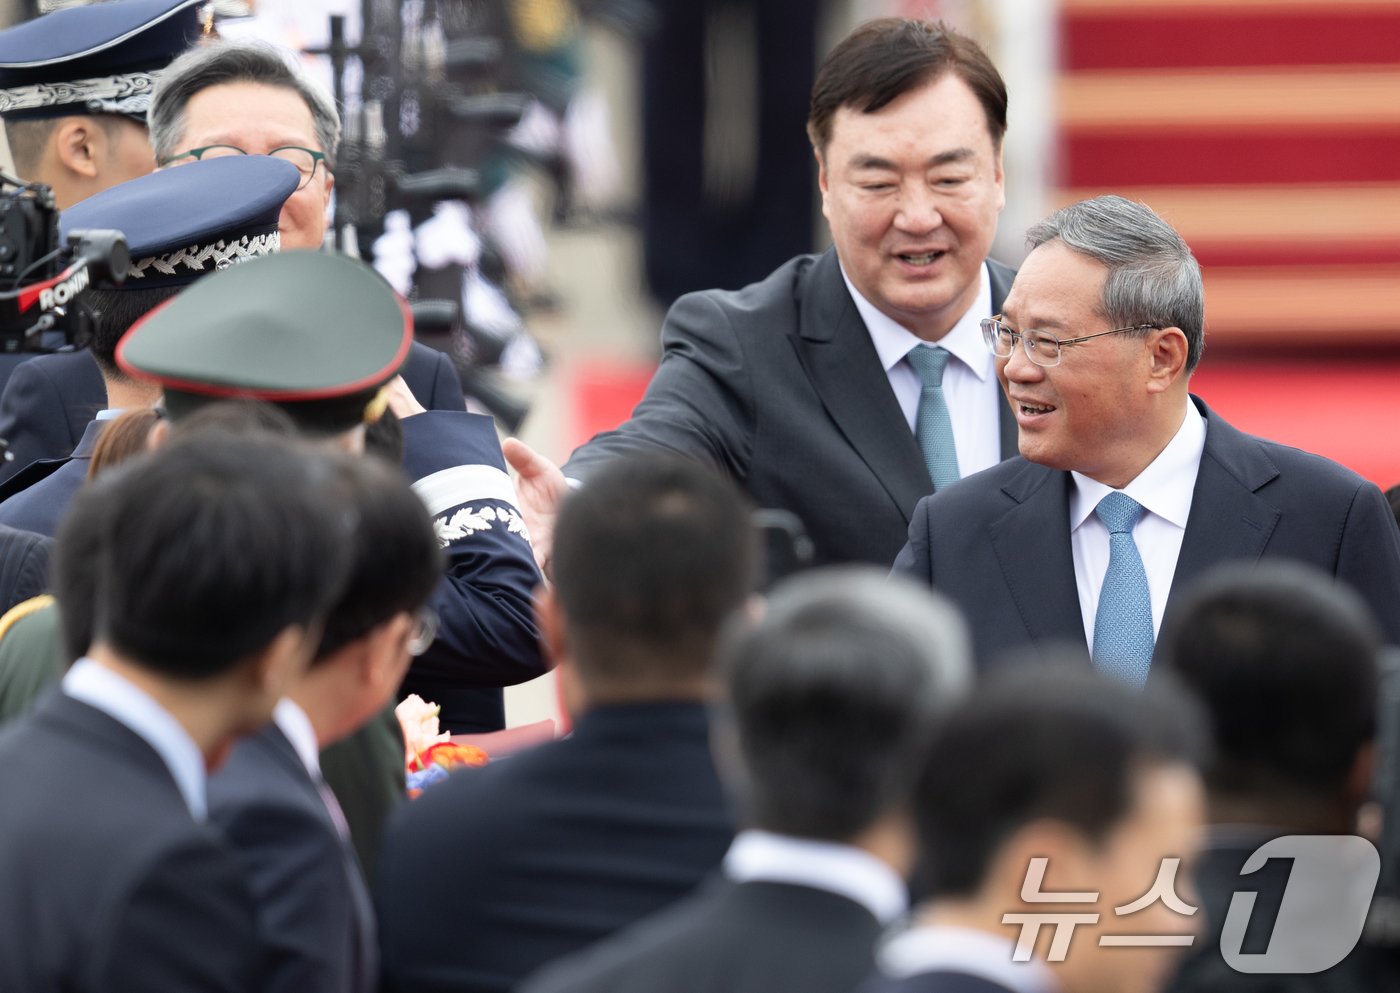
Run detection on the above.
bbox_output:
[395,694,488,797]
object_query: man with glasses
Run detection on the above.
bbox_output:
[893,194,1400,676]
[0,37,467,485]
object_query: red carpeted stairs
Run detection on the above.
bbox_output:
[1058,0,1400,485]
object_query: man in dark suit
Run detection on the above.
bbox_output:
[0,35,466,484]
[864,668,1206,993]
[211,455,443,993]
[893,195,1400,675]
[1158,563,1400,993]
[0,429,354,993]
[506,20,1016,570]
[520,568,972,993]
[376,455,757,993]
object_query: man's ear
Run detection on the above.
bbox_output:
[364,612,415,694]
[52,117,102,179]
[247,624,317,705]
[1145,326,1190,394]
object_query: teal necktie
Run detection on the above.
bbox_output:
[1092,492,1154,687]
[906,345,960,490]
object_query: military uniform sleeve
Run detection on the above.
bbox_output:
[563,289,756,481]
[402,411,546,688]
[0,360,80,485]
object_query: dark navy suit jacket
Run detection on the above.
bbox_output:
[0,340,465,485]
[0,690,261,992]
[209,721,377,993]
[521,878,886,993]
[892,396,1400,661]
[376,701,734,993]
[565,250,1017,568]
[0,417,103,536]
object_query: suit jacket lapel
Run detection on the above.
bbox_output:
[987,462,1089,651]
[1165,398,1280,620]
[793,251,932,521]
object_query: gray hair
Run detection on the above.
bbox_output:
[1027,195,1205,371]
[148,39,341,163]
[716,567,972,840]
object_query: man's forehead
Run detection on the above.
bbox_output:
[181,82,318,141]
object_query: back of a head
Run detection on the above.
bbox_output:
[1158,561,1380,806]
[915,668,1206,899]
[313,456,443,663]
[550,455,756,693]
[61,429,354,679]
[807,18,1007,153]
[720,568,971,842]
[88,285,181,377]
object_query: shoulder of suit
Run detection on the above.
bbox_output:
[1202,406,1368,496]
[672,252,825,315]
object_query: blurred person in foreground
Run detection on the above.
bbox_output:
[209,454,443,993]
[522,568,971,993]
[1158,562,1400,993]
[865,667,1207,993]
[0,430,353,993]
[377,454,756,993]
[892,195,1400,680]
[506,18,1019,572]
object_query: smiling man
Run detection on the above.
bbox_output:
[509,19,1018,570]
[892,194,1400,673]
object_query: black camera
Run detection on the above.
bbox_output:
[0,171,127,354]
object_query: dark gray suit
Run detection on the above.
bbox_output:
[566,250,1016,567]
[0,690,260,993]
[209,722,377,993]
[892,396,1400,660]
[520,878,886,993]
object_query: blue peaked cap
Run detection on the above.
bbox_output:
[61,155,300,288]
[0,0,206,120]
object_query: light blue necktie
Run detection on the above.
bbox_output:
[1092,492,1154,687]
[906,345,960,490]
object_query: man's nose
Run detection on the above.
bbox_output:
[894,184,944,233]
[1001,339,1044,382]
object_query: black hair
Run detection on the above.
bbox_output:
[88,285,181,375]
[313,456,442,662]
[61,430,354,679]
[914,667,1207,899]
[808,19,1007,152]
[551,454,756,689]
[719,568,970,841]
[1158,561,1380,800]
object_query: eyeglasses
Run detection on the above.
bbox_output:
[407,608,439,657]
[159,144,331,190]
[980,317,1159,368]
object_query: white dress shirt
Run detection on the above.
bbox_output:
[723,829,908,925]
[273,697,322,777]
[63,658,209,821]
[843,263,1004,479]
[878,924,1059,993]
[1070,402,1207,647]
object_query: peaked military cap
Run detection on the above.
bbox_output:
[117,250,413,434]
[60,154,299,287]
[0,0,207,121]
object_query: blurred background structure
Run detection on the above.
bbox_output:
[1,0,1397,722]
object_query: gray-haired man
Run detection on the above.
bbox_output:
[892,194,1400,670]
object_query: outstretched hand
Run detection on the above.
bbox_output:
[502,437,569,578]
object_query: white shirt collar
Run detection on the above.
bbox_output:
[879,923,1060,993]
[273,697,321,777]
[842,264,995,383]
[1070,400,1206,532]
[62,658,209,821]
[723,829,908,924]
